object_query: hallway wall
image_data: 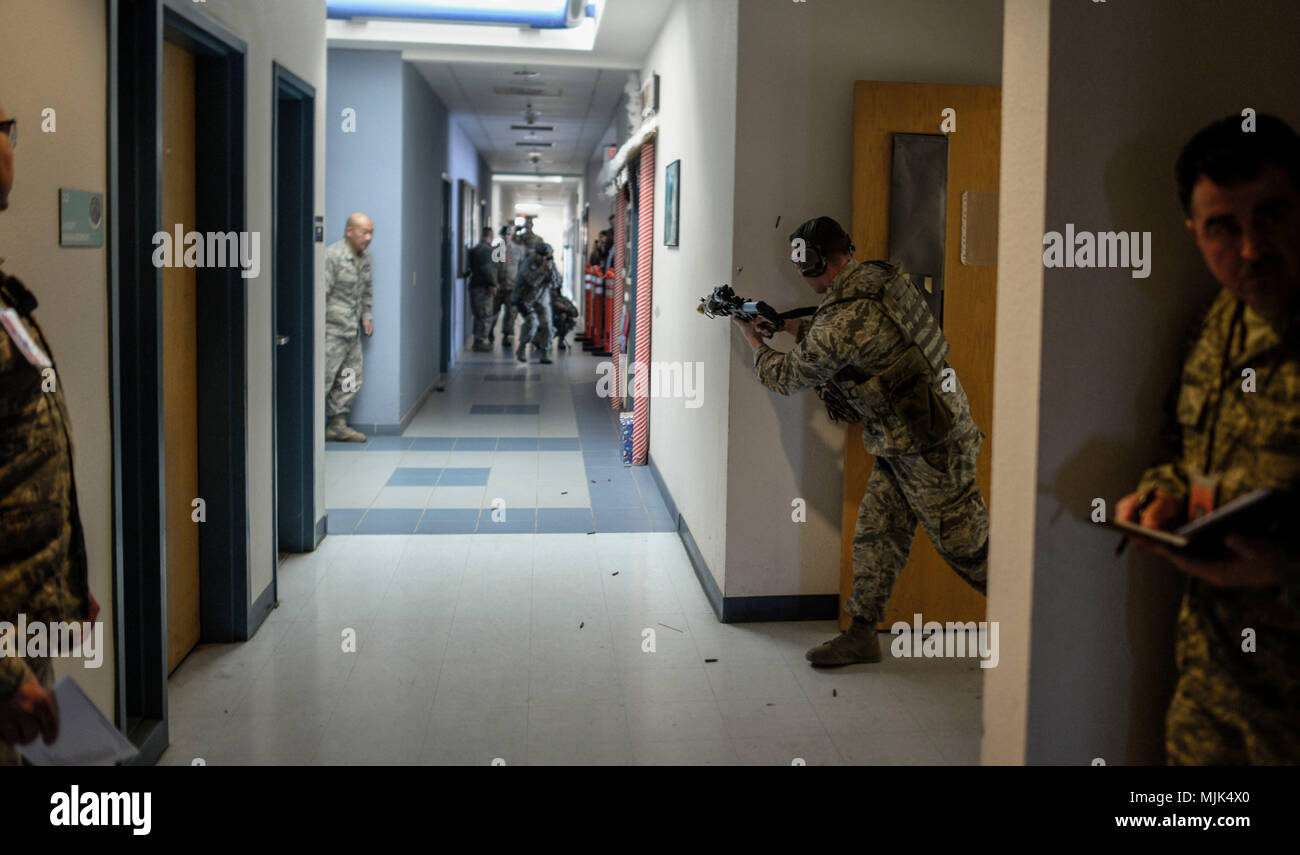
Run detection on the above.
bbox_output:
[326,49,404,428]
[989,0,1300,765]
[641,0,740,591]
[724,0,1003,602]
[0,0,114,713]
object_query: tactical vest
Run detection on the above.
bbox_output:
[815,261,956,452]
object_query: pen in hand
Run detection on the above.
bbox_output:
[1115,489,1157,556]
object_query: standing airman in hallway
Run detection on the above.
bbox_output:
[0,101,99,763]
[468,226,498,352]
[734,216,989,667]
[1116,114,1300,764]
[324,212,374,442]
[493,224,521,348]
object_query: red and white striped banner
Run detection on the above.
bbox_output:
[611,187,628,408]
[631,141,655,465]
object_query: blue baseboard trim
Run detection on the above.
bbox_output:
[126,718,167,766]
[246,579,276,640]
[648,455,840,624]
[721,594,839,623]
[314,514,327,547]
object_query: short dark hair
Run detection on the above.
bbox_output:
[791,216,853,258]
[482,226,494,239]
[1176,113,1300,215]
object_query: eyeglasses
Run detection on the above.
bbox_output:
[0,118,15,148]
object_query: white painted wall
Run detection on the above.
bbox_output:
[642,0,740,589]
[0,0,114,714]
[191,0,328,601]
[725,0,1003,599]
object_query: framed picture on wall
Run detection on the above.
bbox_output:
[458,179,476,277]
[664,159,680,247]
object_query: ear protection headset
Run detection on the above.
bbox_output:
[789,216,855,278]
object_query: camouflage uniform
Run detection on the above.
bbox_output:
[753,258,988,623]
[324,239,372,418]
[0,268,90,764]
[513,254,555,357]
[551,288,579,345]
[467,240,498,346]
[1136,290,1300,764]
[492,238,522,344]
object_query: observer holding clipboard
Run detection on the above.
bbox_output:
[1113,113,1300,765]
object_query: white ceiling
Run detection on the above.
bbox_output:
[414,61,625,173]
[328,0,675,175]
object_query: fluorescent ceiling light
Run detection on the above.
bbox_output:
[327,0,587,29]
[494,174,577,183]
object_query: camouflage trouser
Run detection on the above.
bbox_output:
[518,296,553,353]
[552,295,578,341]
[848,426,989,623]
[492,287,517,342]
[470,284,497,344]
[1165,597,1300,764]
[325,331,363,419]
[0,657,54,766]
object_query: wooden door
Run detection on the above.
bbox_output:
[842,81,1001,629]
[162,40,201,673]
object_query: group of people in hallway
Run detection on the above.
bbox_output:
[320,214,582,444]
[467,219,579,363]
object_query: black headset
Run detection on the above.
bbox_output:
[789,216,855,278]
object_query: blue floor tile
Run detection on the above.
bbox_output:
[497,437,539,450]
[326,509,366,534]
[367,436,414,451]
[387,467,442,486]
[593,508,653,532]
[454,437,498,451]
[354,509,422,535]
[537,508,595,533]
[438,467,491,486]
[410,437,456,450]
[477,507,535,533]
[539,437,581,450]
[326,442,367,452]
[415,509,480,534]
[590,484,644,509]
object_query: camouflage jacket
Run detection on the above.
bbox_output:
[494,240,522,296]
[753,258,976,457]
[513,255,559,308]
[324,239,373,337]
[468,241,497,290]
[1138,289,1300,702]
[0,268,90,698]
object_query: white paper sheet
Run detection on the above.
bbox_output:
[16,676,139,766]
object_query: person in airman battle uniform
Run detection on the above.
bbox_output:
[733,216,989,667]
[324,213,374,442]
[468,226,498,352]
[0,101,97,763]
[550,282,579,350]
[493,225,521,348]
[1117,114,1300,764]
[514,242,557,364]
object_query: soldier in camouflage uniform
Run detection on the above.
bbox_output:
[468,226,498,352]
[0,104,96,761]
[734,216,988,667]
[324,213,374,442]
[1117,114,1300,764]
[513,242,557,364]
[551,283,579,350]
[492,225,521,348]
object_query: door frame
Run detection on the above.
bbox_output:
[108,0,249,764]
[271,61,318,561]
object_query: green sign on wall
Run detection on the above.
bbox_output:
[59,188,104,248]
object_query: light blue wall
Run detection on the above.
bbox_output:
[447,116,485,367]
[400,63,447,415]
[326,49,403,427]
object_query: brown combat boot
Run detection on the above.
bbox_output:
[806,617,881,667]
[326,414,367,443]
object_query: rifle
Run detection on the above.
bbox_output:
[696,284,815,337]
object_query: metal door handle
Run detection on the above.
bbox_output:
[276,334,290,346]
